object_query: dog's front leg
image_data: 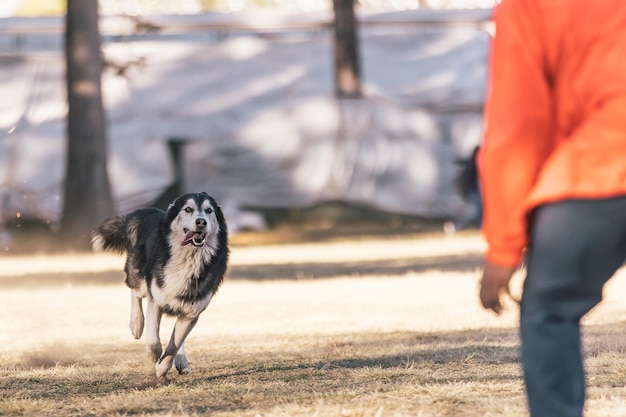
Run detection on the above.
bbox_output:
[155,316,198,384]
[144,297,163,363]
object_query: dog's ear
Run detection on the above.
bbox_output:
[201,191,209,197]
[166,200,180,224]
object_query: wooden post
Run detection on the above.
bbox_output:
[332,0,362,98]
[61,0,113,246]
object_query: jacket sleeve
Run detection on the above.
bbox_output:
[479,0,555,267]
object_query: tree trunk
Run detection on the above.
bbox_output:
[61,0,113,247]
[332,0,362,98]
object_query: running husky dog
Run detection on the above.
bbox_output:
[91,192,228,383]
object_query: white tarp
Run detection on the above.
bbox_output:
[0,9,489,231]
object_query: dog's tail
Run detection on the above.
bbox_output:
[91,215,133,254]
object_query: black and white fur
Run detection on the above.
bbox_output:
[91,192,228,383]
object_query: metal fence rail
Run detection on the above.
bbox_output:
[0,9,493,31]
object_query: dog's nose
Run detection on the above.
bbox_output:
[195,218,207,229]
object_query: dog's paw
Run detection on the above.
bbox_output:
[155,374,170,385]
[129,315,144,340]
[177,366,191,375]
[155,358,174,384]
[175,354,191,375]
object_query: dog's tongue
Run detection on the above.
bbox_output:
[182,230,202,246]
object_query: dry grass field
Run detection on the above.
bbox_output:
[2,231,626,416]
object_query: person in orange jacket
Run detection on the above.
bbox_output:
[478,0,626,416]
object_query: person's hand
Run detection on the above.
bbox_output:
[479,260,517,314]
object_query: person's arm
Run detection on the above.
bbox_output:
[479,0,554,268]
[479,0,555,313]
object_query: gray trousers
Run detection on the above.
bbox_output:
[520,196,626,417]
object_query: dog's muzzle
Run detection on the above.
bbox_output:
[182,228,206,247]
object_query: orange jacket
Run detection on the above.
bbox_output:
[479,0,626,267]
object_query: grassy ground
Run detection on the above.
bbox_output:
[2,231,626,416]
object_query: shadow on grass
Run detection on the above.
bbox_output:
[228,253,481,280]
[203,328,521,382]
[0,253,482,289]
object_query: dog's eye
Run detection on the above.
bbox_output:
[205,208,213,214]
[184,207,193,213]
